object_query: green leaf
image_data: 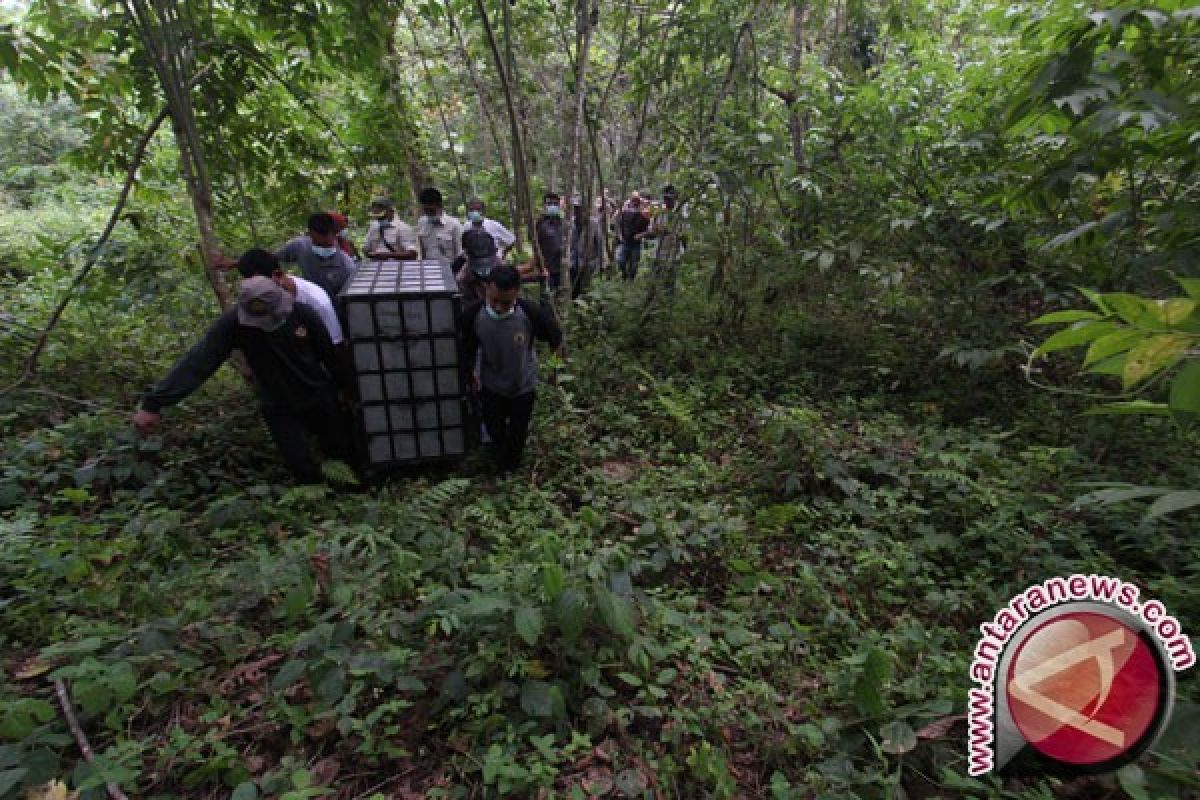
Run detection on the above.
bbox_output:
[520,680,559,718]
[514,606,544,647]
[555,589,587,642]
[1088,353,1128,377]
[595,587,636,639]
[1122,334,1191,389]
[880,720,918,755]
[316,667,345,705]
[461,593,512,617]
[272,660,307,691]
[1035,321,1116,356]
[541,563,565,600]
[1084,401,1169,417]
[232,783,259,800]
[1117,764,1151,800]
[1105,293,1160,328]
[1084,328,1142,367]
[1179,277,1200,301]
[1145,491,1200,520]
[853,647,893,720]
[1169,361,1200,426]
[0,768,28,796]
[1155,299,1196,326]
[1029,309,1103,325]
[1072,486,1170,509]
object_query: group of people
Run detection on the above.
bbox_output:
[132,182,681,482]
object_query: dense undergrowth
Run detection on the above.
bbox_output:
[1,266,1197,799]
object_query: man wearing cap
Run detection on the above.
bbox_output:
[414,187,463,268]
[364,197,418,261]
[455,198,516,302]
[131,277,353,484]
[275,211,358,298]
[233,248,344,345]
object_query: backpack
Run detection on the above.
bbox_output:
[462,226,498,277]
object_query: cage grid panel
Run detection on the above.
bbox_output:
[339,260,467,466]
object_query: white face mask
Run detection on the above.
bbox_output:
[485,303,514,321]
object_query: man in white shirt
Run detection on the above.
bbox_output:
[455,197,517,301]
[364,197,418,261]
[234,249,344,344]
[414,187,463,268]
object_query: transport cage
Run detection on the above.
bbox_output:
[340,260,468,466]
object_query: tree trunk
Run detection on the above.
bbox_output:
[788,1,810,171]
[448,10,520,242]
[384,11,432,205]
[561,0,596,306]
[405,10,469,210]
[125,0,229,307]
[475,0,538,257]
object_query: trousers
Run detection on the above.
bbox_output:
[479,389,536,472]
[616,241,642,280]
[262,388,348,483]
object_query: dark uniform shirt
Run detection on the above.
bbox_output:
[140,304,349,414]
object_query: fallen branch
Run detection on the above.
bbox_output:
[54,679,130,800]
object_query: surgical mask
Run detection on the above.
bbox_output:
[485,303,515,321]
[467,211,483,223]
[311,245,337,259]
[545,205,561,217]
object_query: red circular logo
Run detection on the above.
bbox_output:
[1006,611,1166,767]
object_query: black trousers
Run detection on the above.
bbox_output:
[479,389,536,471]
[262,389,348,483]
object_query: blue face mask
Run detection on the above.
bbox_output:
[545,205,561,217]
[485,303,514,321]
[311,245,337,259]
[467,211,484,223]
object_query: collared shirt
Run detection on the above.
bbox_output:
[535,215,565,271]
[415,213,464,267]
[463,218,516,253]
[291,276,343,344]
[274,236,357,297]
[365,217,418,257]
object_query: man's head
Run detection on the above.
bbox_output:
[484,264,521,317]
[543,192,562,217]
[236,248,282,280]
[628,192,642,209]
[368,197,394,221]
[466,198,485,224]
[307,212,338,250]
[237,275,294,331]
[662,184,677,210]
[419,188,443,218]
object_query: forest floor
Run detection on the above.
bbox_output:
[1,273,1198,799]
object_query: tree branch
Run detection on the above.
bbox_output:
[55,679,130,800]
